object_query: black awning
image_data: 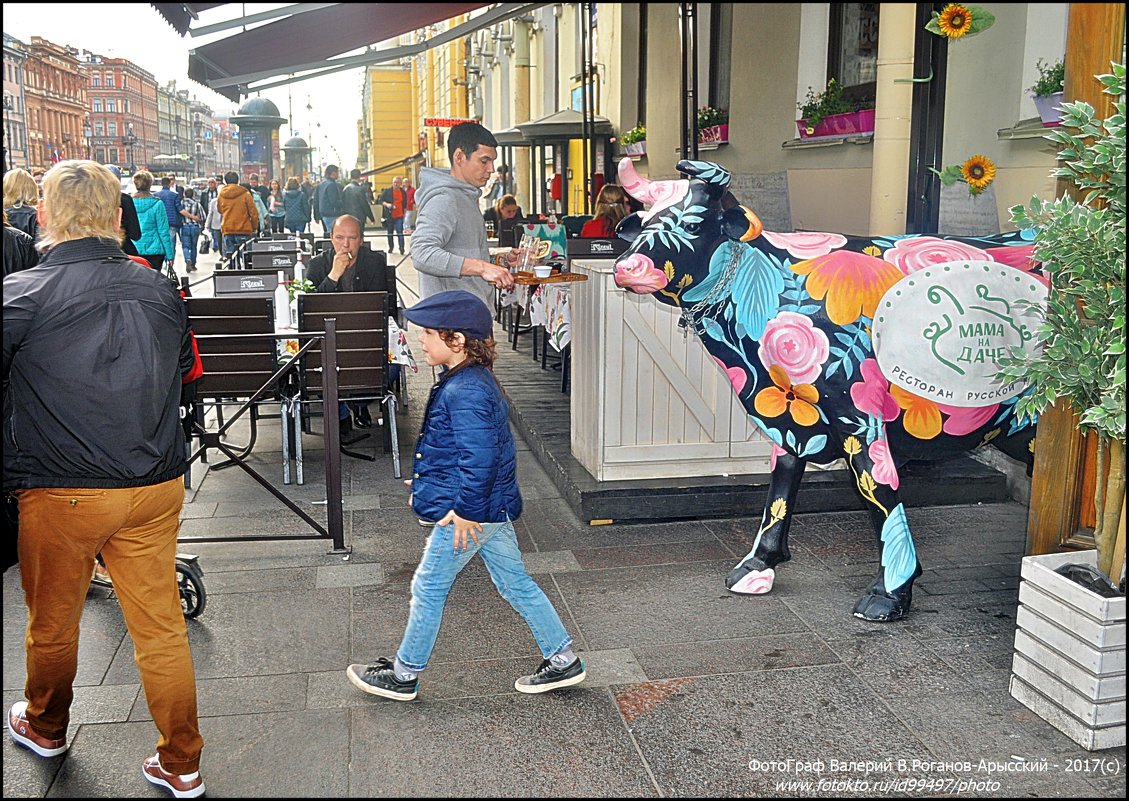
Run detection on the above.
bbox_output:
[151,3,228,36]
[361,151,427,178]
[514,108,613,141]
[186,3,491,102]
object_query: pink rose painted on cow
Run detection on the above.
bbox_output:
[882,237,990,275]
[758,312,830,384]
[614,252,668,294]
[761,231,848,260]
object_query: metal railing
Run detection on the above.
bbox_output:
[182,319,349,554]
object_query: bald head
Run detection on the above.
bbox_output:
[333,214,361,238]
[330,214,363,260]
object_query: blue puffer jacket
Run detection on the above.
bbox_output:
[410,363,522,524]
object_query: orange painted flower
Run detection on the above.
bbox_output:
[938,3,973,38]
[790,250,904,325]
[754,365,820,426]
[890,385,942,439]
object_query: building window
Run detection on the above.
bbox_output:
[95,147,105,162]
[637,3,647,127]
[93,98,102,112]
[109,148,119,164]
[706,3,733,112]
[108,121,117,137]
[106,99,115,113]
[92,73,101,86]
[94,121,104,136]
[105,72,114,87]
[828,3,879,98]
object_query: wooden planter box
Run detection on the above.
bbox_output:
[1009,549,1126,750]
[796,109,875,139]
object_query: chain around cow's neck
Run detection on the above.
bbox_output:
[680,240,743,331]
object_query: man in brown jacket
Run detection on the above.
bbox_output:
[215,171,259,265]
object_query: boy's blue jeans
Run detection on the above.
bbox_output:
[396,518,572,672]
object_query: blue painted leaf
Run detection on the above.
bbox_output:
[763,426,784,446]
[785,429,798,450]
[841,357,855,380]
[880,503,918,591]
[701,317,725,341]
[682,241,731,302]
[800,434,828,457]
[834,332,855,346]
[729,248,785,341]
[825,360,840,378]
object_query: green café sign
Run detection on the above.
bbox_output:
[872,260,1048,408]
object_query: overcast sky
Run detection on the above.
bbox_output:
[3,3,366,169]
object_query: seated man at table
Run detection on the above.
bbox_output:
[306,214,400,433]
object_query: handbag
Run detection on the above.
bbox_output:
[199,231,210,254]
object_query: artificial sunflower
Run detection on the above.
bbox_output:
[961,154,996,194]
[937,3,973,38]
[925,4,994,40]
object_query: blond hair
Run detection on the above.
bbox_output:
[133,170,154,193]
[4,167,39,208]
[38,160,122,250]
[493,193,518,217]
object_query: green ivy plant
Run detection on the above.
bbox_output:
[1029,58,1066,97]
[998,62,1126,583]
[797,78,874,129]
[620,124,647,145]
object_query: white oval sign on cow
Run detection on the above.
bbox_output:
[872,260,1047,408]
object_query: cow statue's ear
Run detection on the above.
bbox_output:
[721,206,764,242]
[615,211,645,243]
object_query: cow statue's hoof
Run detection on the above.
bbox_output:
[852,591,911,622]
[852,565,922,622]
[726,564,775,595]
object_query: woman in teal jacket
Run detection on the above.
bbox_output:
[129,170,174,274]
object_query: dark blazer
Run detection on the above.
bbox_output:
[305,247,398,318]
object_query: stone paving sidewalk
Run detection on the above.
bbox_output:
[4,257,1125,797]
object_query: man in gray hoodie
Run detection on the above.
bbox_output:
[411,122,517,308]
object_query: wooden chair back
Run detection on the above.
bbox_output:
[185,296,277,398]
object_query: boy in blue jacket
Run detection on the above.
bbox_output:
[347,290,585,700]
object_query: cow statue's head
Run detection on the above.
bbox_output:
[613,157,763,304]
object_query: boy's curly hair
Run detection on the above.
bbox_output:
[438,330,496,369]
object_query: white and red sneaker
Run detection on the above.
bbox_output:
[142,754,206,799]
[8,701,68,757]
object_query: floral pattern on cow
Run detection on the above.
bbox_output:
[612,157,1041,622]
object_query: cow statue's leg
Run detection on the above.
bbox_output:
[842,439,922,622]
[725,452,807,594]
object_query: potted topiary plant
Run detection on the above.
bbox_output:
[1030,57,1066,127]
[998,61,1125,751]
[697,106,729,145]
[796,78,875,139]
[621,123,647,157]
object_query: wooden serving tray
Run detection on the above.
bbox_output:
[513,271,589,285]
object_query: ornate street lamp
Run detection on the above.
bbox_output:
[123,123,137,173]
[83,112,92,161]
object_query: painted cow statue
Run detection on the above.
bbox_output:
[613,157,1043,622]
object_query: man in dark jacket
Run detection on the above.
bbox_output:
[343,169,376,232]
[3,160,206,798]
[155,175,184,256]
[316,164,344,236]
[3,218,38,276]
[305,214,399,432]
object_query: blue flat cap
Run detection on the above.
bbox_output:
[402,290,494,340]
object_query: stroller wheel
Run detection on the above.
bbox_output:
[176,561,207,619]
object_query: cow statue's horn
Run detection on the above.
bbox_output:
[617,157,661,205]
